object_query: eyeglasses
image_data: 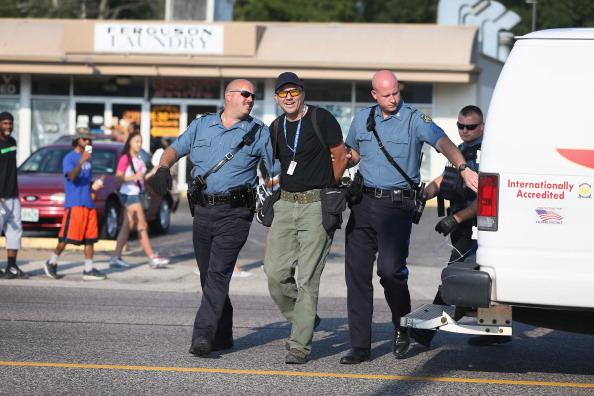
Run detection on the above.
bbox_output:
[276,89,302,98]
[229,90,256,99]
[457,122,482,131]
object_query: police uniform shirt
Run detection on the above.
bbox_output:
[171,113,274,194]
[346,102,446,189]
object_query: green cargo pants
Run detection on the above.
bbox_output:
[264,197,333,355]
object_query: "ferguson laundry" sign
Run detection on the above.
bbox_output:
[94,23,224,55]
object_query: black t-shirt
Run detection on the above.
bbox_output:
[0,136,18,198]
[271,106,343,192]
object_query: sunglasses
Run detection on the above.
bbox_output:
[229,90,256,99]
[276,89,302,99]
[457,122,482,131]
[80,137,92,142]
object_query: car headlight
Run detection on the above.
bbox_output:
[49,193,65,202]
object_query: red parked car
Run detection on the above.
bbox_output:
[17,141,179,239]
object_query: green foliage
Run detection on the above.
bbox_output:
[499,0,594,35]
[234,0,437,23]
[0,0,165,19]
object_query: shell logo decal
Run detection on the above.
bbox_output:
[556,149,594,169]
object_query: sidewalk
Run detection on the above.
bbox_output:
[2,248,442,301]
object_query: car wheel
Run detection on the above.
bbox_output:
[100,199,121,240]
[150,197,171,235]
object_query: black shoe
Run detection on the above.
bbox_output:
[410,328,435,348]
[0,269,5,279]
[44,261,61,280]
[212,338,234,352]
[285,349,308,364]
[340,348,371,365]
[393,328,411,359]
[4,267,29,279]
[467,335,512,346]
[189,336,212,357]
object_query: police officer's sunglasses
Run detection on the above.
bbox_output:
[456,122,482,130]
[276,89,302,98]
[229,90,256,99]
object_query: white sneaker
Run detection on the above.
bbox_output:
[149,254,170,268]
[232,270,253,278]
[110,256,130,268]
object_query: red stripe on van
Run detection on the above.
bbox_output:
[556,148,594,169]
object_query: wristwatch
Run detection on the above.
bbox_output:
[458,163,469,172]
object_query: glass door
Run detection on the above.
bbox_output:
[75,102,105,134]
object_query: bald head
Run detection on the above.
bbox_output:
[222,79,256,121]
[225,79,254,94]
[372,70,398,91]
[371,70,401,116]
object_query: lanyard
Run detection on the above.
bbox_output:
[283,105,307,160]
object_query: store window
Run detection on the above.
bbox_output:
[31,99,69,150]
[150,78,220,99]
[305,80,351,102]
[74,76,144,97]
[112,104,141,143]
[0,75,20,96]
[32,76,70,95]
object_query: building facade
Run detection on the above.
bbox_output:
[0,19,501,189]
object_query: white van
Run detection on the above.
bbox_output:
[403,28,594,336]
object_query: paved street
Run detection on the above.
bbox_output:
[1,201,593,395]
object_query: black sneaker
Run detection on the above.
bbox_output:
[44,260,62,279]
[0,269,5,279]
[82,268,106,281]
[4,267,29,279]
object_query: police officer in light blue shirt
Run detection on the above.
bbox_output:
[339,70,479,365]
[152,79,274,358]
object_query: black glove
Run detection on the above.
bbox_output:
[435,215,459,236]
[152,167,172,196]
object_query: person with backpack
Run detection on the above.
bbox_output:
[263,72,349,364]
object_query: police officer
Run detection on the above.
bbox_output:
[152,79,274,357]
[426,105,484,264]
[339,70,478,364]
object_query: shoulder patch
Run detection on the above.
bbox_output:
[421,113,432,123]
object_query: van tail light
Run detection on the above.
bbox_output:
[477,172,499,231]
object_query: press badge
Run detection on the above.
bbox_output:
[287,160,297,175]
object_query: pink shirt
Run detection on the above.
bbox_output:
[117,154,146,195]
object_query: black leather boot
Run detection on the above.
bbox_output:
[392,328,410,359]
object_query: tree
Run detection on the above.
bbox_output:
[0,0,165,19]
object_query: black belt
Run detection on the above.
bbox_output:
[202,193,232,206]
[362,186,416,201]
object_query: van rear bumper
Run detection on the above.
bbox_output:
[441,262,492,308]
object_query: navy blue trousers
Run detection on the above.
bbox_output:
[345,194,413,349]
[192,204,253,343]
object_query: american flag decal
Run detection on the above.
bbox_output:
[536,208,563,222]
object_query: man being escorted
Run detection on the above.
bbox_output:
[44,130,106,280]
[340,70,478,364]
[0,112,28,279]
[264,72,348,364]
[152,79,274,357]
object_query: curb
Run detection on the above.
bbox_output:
[0,237,117,251]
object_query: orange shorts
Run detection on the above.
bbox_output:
[58,206,99,245]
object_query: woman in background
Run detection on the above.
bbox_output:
[110,132,169,269]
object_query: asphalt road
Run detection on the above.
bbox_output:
[1,201,593,395]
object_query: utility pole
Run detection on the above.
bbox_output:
[526,0,538,32]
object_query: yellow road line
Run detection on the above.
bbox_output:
[0,361,593,388]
